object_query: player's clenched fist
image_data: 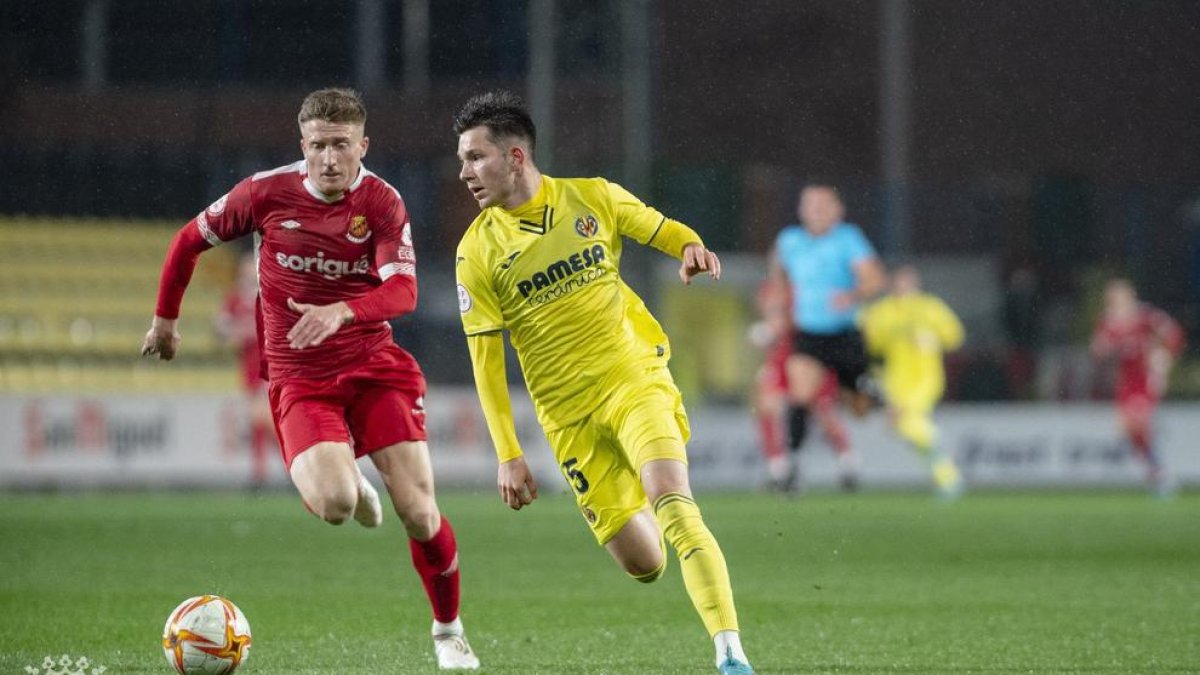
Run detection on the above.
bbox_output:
[287,297,355,350]
[679,242,722,285]
[497,456,539,510]
[141,316,181,361]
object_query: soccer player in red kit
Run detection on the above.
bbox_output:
[1090,278,1186,496]
[215,253,274,488]
[142,88,480,669]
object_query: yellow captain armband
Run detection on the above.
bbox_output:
[466,332,524,463]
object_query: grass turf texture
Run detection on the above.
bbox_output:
[0,491,1196,674]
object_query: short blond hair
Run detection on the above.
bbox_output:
[298,88,367,126]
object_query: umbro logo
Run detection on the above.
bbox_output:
[281,220,302,230]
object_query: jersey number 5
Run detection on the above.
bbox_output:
[561,458,590,494]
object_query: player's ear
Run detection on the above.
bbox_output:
[360,135,370,158]
[509,144,527,170]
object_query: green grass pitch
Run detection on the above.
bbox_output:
[1,490,1196,674]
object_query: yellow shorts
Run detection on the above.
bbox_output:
[545,367,691,544]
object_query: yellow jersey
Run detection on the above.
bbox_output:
[860,292,964,396]
[455,175,701,431]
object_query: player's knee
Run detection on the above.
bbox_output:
[398,503,441,540]
[625,551,667,584]
[311,488,356,525]
[640,457,690,503]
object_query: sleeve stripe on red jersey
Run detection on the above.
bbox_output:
[252,160,305,182]
[380,262,416,280]
[195,212,224,246]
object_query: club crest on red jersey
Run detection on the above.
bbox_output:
[575,214,599,238]
[347,215,371,243]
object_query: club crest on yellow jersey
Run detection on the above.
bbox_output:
[347,215,371,243]
[575,214,599,238]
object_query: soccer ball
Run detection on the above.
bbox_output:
[162,595,252,675]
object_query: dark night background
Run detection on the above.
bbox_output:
[3,0,1199,398]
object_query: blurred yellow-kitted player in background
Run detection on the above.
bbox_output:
[860,265,965,498]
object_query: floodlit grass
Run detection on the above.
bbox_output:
[1,490,1196,673]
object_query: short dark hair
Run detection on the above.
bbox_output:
[800,180,842,201]
[298,88,367,126]
[452,90,537,152]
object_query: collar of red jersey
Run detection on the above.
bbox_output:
[301,166,369,203]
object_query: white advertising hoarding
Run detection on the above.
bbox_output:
[1,392,1196,490]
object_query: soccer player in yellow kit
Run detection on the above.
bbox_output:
[452,91,753,675]
[860,265,965,498]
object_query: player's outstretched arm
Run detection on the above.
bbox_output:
[932,299,966,352]
[679,242,722,285]
[143,222,214,361]
[467,332,536,510]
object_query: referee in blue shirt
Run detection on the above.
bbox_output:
[768,182,887,491]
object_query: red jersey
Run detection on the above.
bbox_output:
[1092,303,1185,397]
[194,161,416,380]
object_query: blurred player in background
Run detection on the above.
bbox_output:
[453,91,754,675]
[214,252,274,489]
[860,265,965,498]
[1090,278,1185,496]
[750,279,851,493]
[769,183,886,487]
[142,88,480,669]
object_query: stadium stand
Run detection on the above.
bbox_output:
[0,218,239,393]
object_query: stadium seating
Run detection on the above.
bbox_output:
[0,218,240,393]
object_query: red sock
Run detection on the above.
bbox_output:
[757,410,784,460]
[1129,425,1162,469]
[816,399,850,454]
[251,421,271,485]
[409,516,460,623]
[1129,426,1150,454]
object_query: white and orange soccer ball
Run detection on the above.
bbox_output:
[161,595,252,675]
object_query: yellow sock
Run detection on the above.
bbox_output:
[653,492,738,636]
[897,409,936,454]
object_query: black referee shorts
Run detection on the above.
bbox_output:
[791,329,869,392]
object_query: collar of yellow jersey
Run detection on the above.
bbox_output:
[499,175,550,221]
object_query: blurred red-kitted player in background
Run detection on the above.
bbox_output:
[1091,278,1186,497]
[215,252,275,488]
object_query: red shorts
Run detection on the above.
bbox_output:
[757,336,840,404]
[268,343,427,468]
[1116,379,1159,419]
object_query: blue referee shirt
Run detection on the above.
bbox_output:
[774,222,877,335]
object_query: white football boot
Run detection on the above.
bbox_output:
[353,471,383,528]
[433,619,480,670]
